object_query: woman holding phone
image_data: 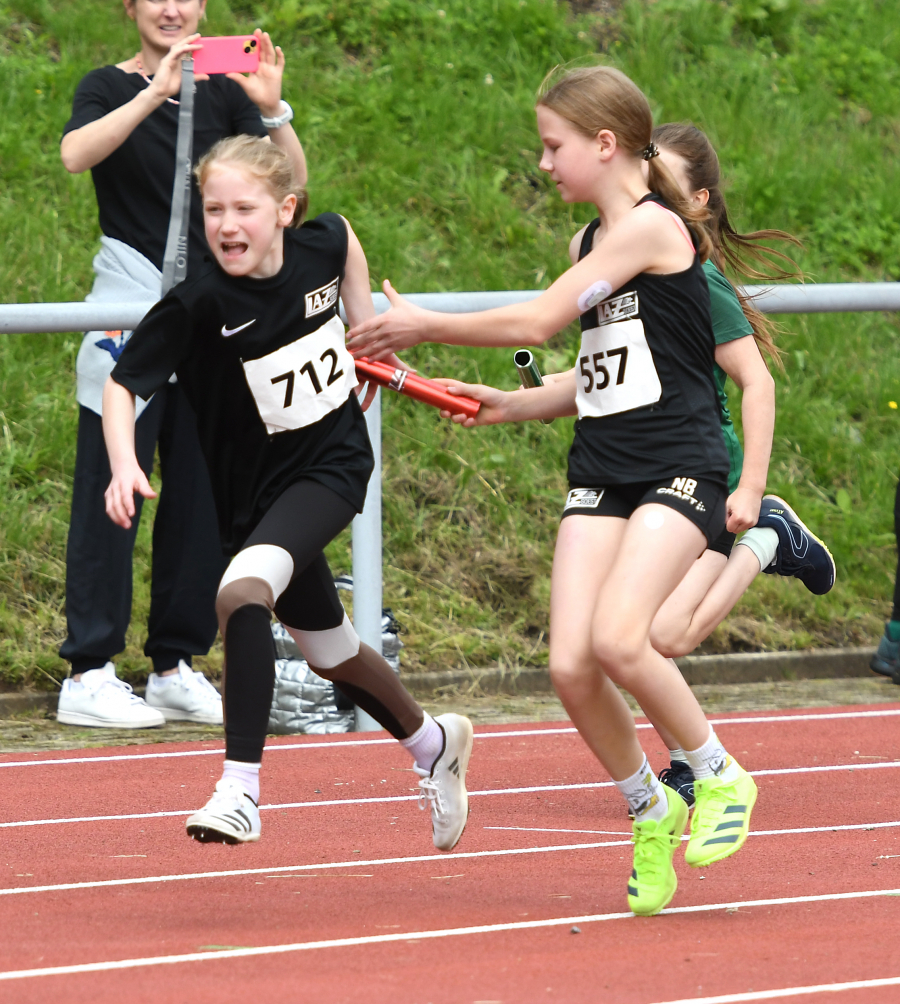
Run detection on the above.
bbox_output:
[56,0,308,728]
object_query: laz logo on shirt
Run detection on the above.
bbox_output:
[595,291,639,326]
[305,278,339,319]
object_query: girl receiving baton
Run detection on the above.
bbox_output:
[103,136,473,848]
[347,66,756,915]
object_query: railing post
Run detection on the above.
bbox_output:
[351,388,383,732]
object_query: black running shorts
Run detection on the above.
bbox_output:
[561,476,727,545]
[707,527,736,557]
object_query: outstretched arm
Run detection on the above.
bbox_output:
[345,203,693,361]
[102,377,157,529]
[715,335,775,533]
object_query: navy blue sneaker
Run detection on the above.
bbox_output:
[871,625,900,684]
[755,495,836,595]
[658,761,695,809]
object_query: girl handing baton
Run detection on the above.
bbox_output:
[103,136,473,849]
[347,66,757,916]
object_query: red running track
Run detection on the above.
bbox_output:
[1,704,899,1003]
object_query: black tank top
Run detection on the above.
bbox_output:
[566,193,729,488]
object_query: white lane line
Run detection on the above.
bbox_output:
[4,759,899,830]
[0,839,626,897]
[2,887,899,982]
[648,976,900,1003]
[485,826,632,835]
[3,819,898,898]
[3,708,898,769]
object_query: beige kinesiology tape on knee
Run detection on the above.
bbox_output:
[218,545,295,599]
[288,613,360,670]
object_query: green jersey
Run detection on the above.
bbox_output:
[703,259,754,494]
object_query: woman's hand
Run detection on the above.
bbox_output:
[433,379,508,428]
[146,34,207,101]
[725,485,763,534]
[104,462,157,530]
[227,30,284,117]
[346,281,431,360]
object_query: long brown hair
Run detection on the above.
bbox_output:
[652,122,801,367]
[537,66,714,263]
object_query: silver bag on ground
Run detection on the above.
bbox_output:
[268,613,403,735]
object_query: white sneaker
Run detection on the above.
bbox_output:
[57,664,165,729]
[146,660,223,724]
[186,778,261,844]
[414,713,474,851]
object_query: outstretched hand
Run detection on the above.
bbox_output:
[104,463,157,530]
[432,379,507,427]
[346,281,430,361]
[226,30,285,117]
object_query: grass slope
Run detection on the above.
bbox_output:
[1,0,899,687]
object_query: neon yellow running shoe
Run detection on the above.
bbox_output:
[685,762,758,868]
[627,786,689,917]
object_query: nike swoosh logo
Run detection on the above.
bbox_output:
[221,319,256,338]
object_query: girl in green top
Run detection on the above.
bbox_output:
[642,124,835,802]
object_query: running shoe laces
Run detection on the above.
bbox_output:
[416,773,447,816]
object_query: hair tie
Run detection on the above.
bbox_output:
[642,142,659,161]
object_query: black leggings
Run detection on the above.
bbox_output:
[218,480,424,762]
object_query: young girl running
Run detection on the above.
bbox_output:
[347,66,758,916]
[102,136,473,849]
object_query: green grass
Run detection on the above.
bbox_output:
[1,0,899,688]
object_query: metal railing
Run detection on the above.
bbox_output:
[2,281,898,728]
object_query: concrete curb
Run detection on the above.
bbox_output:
[0,647,882,714]
[400,647,881,698]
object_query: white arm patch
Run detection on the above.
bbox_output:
[577,280,613,314]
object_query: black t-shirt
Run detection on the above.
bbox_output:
[111,215,374,554]
[63,66,267,274]
[567,196,730,487]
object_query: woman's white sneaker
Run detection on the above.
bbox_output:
[146,660,223,724]
[186,778,261,844]
[57,664,165,729]
[414,713,474,851]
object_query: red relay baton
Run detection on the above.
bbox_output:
[354,358,481,420]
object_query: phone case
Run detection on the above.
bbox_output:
[192,36,260,75]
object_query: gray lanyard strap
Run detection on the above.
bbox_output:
[160,58,195,296]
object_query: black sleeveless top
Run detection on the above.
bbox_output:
[566,194,730,488]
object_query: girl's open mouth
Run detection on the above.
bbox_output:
[221,241,248,258]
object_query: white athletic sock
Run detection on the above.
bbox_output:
[684,729,741,783]
[399,714,444,773]
[615,755,669,823]
[737,526,779,572]
[221,760,261,804]
[667,747,690,765]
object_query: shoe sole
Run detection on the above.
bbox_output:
[434,715,474,852]
[686,775,758,868]
[762,495,836,594]
[186,824,260,845]
[56,711,164,729]
[147,706,224,724]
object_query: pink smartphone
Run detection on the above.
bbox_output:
[192,36,260,75]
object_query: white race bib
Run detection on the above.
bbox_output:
[575,292,662,419]
[241,315,358,434]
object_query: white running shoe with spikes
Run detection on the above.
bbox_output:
[146,660,223,724]
[414,713,474,851]
[186,778,261,844]
[57,664,165,729]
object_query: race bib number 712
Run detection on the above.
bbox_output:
[241,315,358,434]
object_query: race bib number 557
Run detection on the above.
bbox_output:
[241,315,358,434]
[575,292,662,420]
